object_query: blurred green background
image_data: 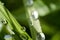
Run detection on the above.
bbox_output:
[0,0,60,40]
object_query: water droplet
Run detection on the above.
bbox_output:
[23,27,26,32]
[1,19,8,25]
[36,33,45,40]
[32,10,38,20]
[4,35,12,40]
[26,0,33,6]
[40,33,45,40]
